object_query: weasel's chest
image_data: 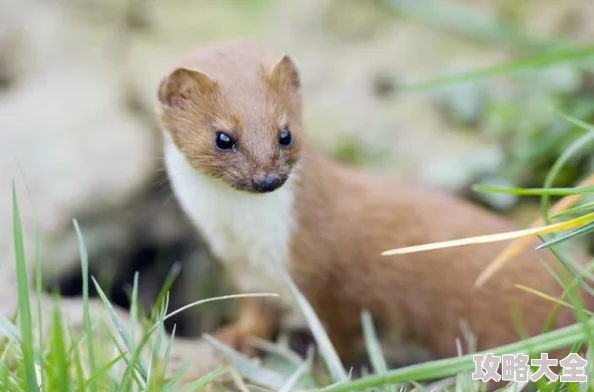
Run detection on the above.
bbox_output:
[190,191,294,285]
[164,142,302,324]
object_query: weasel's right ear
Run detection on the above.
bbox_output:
[269,55,301,92]
[157,68,217,109]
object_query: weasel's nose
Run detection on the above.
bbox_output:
[252,174,283,193]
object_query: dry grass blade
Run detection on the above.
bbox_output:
[277,265,349,383]
[147,293,280,336]
[382,212,594,256]
[514,284,576,312]
[474,172,594,288]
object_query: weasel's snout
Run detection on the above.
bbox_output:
[252,174,284,193]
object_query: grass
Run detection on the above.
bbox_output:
[4,163,594,392]
[4,4,594,391]
[4,126,594,392]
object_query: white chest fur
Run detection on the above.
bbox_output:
[163,136,305,327]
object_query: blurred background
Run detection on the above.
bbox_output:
[1,0,594,339]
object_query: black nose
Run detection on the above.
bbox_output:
[252,174,283,193]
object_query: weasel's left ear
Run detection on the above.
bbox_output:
[158,67,217,108]
[269,54,301,91]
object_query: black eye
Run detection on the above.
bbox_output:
[215,131,236,151]
[279,127,292,147]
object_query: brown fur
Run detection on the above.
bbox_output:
[158,39,593,379]
[158,41,302,193]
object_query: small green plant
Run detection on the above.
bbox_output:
[0,183,281,391]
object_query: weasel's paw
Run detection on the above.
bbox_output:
[214,325,259,357]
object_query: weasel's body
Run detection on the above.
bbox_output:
[158,39,590,368]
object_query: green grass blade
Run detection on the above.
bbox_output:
[550,201,594,220]
[323,317,594,391]
[49,298,70,392]
[81,351,126,390]
[148,303,167,386]
[278,356,311,392]
[557,111,594,134]
[115,302,186,391]
[32,226,45,392]
[540,113,594,224]
[316,379,352,392]
[542,245,594,299]
[383,0,554,49]
[472,184,594,197]
[361,310,395,392]
[147,301,172,390]
[91,276,149,379]
[149,293,280,336]
[398,45,594,93]
[277,266,349,383]
[71,326,87,390]
[536,221,594,250]
[0,315,19,340]
[0,363,11,390]
[159,324,175,384]
[114,335,146,392]
[173,366,226,392]
[73,219,99,392]
[129,271,140,363]
[11,182,38,392]
[149,262,181,322]
[249,336,303,367]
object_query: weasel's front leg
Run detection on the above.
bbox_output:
[214,297,281,357]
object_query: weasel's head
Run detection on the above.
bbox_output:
[157,42,303,194]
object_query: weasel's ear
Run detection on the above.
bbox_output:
[158,67,217,108]
[269,55,301,91]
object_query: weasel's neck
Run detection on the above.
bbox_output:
[163,134,307,326]
[162,133,300,267]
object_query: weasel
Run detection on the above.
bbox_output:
[157,39,591,370]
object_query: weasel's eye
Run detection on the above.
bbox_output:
[279,127,292,148]
[214,131,236,151]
